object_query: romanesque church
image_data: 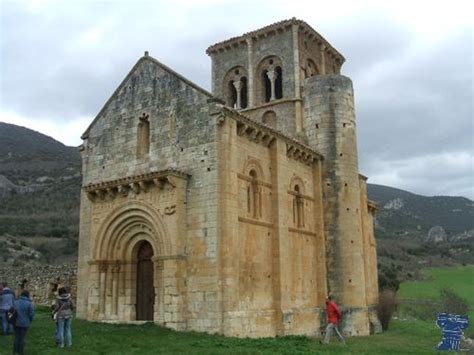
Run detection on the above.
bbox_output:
[77,18,379,338]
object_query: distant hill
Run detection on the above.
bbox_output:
[0,122,81,265]
[367,184,474,288]
[368,184,474,238]
[0,122,79,167]
[0,122,472,271]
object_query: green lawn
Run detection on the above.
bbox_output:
[0,307,441,354]
[398,265,474,306]
[3,266,472,354]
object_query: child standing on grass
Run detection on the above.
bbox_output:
[52,287,74,348]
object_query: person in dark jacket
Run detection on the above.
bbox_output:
[53,287,74,348]
[0,281,15,335]
[13,290,34,355]
[321,295,345,344]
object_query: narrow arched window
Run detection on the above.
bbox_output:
[228,80,237,108]
[275,66,282,99]
[224,66,247,110]
[137,113,150,158]
[240,77,248,109]
[293,185,304,228]
[257,57,283,104]
[262,70,271,103]
[248,169,261,219]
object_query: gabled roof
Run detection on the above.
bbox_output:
[81,53,214,140]
[206,18,344,63]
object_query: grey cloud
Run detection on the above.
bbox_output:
[353,30,472,171]
[365,151,473,198]
[0,2,472,199]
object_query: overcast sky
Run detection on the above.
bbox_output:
[1,0,473,199]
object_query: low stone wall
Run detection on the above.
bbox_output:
[0,263,77,306]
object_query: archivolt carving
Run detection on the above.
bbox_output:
[289,176,305,194]
[93,201,171,261]
[243,158,265,180]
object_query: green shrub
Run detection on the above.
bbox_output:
[376,289,399,331]
[378,263,401,291]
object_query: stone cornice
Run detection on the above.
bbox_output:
[215,106,323,165]
[83,168,189,201]
[368,200,378,213]
[239,97,301,113]
[206,18,344,64]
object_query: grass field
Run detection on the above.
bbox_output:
[1,266,472,354]
[398,265,474,305]
[0,307,442,354]
[398,265,474,320]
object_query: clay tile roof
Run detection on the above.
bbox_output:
[206,17,344,62]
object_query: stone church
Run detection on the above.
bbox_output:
[77,18,379,338]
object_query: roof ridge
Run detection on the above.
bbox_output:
[206,18,344,61]
[206,18,295,54]
[81,54,214,140]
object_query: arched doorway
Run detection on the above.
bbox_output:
[136,241,154,320]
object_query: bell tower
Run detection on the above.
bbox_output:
[206,18,344,138]
[207,18,377,336]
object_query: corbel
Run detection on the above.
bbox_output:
[153,177,166,189]
[86,191,96,201]
[106,188,116,199]
[130,182,140,194]
[237,123,248,136]
[138,181,148,193]
[95,189,105,200]
[118,185,128,196]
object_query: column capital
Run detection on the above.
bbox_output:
[266,69,276,101]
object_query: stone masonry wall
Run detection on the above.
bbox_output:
[0,263,77,306]
[78,56,222,332]
[217,113,326,337]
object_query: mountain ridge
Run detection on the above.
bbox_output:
[0,122,472,272]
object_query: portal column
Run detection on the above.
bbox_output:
[98,262,108,318]
[111,262,120,317]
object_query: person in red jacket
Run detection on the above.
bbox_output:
[321,295,346,344]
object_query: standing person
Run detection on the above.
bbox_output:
[0,281,15,335]
[321,295,346,345]
[13,290,35,355]
[53,287,74,348]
